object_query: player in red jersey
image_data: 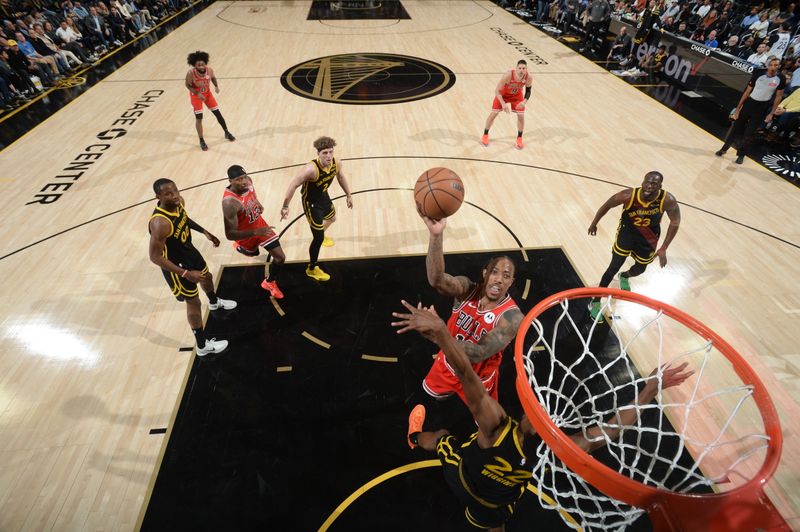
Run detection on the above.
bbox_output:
[222,165,286,299]
[185,50,235,152]
[420,214,524,404]
[481,59,534,149]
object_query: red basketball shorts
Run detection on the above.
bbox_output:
[422,353,501,403]
[492,96,525,113]
[190,90,218,114]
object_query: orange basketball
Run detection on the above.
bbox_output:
[413,167,465,219]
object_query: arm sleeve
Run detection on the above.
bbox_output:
[187,218,206,233]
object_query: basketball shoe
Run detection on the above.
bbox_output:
[225,130,236,141]
[199,138,208,151]
[197,338,228,357]
[235,244,259,257]
[516,137,524,149]
[617,273,630,291]
[407,404,426,449]
[480,134,490,146]
[322,236,334,247]
[208,297,237,310]
[261,279,284,299]
[306,266,330,281]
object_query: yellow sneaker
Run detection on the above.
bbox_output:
[305,266,330,281]
[322,236,334,247]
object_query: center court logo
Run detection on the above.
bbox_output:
[280,53,456,105]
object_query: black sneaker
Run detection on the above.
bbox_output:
[735,155,744,164]
[235,245,259,257]
[200,138,208,151]
[715,149,726,156]
[224,130,236,141]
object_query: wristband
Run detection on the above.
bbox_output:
[181,269,188,278]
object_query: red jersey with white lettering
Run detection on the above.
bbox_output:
[190,66,214,94]
[223,185,278,252]
[423,286,519,402]
[499,69,529,102]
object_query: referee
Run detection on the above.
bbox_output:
[716,56,785,165]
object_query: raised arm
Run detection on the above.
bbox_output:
[655,193,681,267]
[392,301,506,440]
[422,216,473,299]
[572,363,693,453]
[459,307,524,363]
[335,161,353,209]
[280,163,315,220]
[588,189,631,235]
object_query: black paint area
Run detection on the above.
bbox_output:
[142,249,704,531]
[307,0,411,20]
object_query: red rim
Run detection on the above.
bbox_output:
[514,287,783,514]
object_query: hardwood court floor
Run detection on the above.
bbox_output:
[0,1,799,529]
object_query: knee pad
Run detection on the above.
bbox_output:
[195,112,203,120]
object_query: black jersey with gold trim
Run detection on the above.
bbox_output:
[301,158,337,204]
[149,203,197,267]
[458,417,533,507]
[619,187,666,237]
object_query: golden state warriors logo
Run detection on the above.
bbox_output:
[56,76,86,90]
[281,53,455,105]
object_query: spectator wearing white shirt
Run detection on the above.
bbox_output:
[749,12,770,39]
[694,0,712,19]
[748,43,770,67]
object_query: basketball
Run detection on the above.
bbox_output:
[413,167,465,219]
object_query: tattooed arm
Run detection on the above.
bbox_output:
[459,307,524,363]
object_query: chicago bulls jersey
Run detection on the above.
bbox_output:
[189,66,214,94]
[500,69,528,101]
[223,185,264,231]
[423,286,519,401]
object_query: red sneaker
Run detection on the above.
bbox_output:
[261,279,284,299]
[480,134,490,146]
[515,137,523,149]
[407,404,426,449]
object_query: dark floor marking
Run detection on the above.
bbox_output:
[140,248,707,530]
[215,0,493,36]
[149,428,168,435]
[4,155,798,264]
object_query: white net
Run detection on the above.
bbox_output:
[520,294,772,531]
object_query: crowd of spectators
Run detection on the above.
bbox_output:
[0,0,190,110]
[504,0,800,148]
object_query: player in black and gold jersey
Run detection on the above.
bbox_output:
[392,300,692,531]
[148,178,237,357]
[587,171,681,320]
[280,136,353,281]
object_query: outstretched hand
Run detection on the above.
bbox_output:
[650,362,693,390]
[391,300,445,342]
[419,212,447,235]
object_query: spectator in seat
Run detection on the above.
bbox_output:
[720,34,739,54]
[704,29,719,48]
[749,12,770,40]
[734,35,756,59]
[608,25,632,60]
[748,42,770,67]
[741,6,760,29]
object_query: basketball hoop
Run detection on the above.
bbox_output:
[514,287,786,531]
